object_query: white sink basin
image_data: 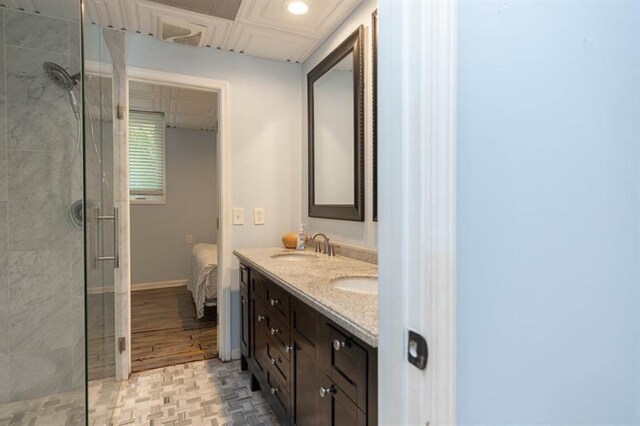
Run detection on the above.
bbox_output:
[271,253,318,261]
[332,277,378,295]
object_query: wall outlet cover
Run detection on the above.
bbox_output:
[233,208,244,225]
[186,234,193,244]
[254,208,266,225]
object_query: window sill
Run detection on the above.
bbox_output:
[131,195,166,205]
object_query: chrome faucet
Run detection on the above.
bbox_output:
[310,233,335,256]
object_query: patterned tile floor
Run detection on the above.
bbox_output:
[0,359,276,426]
[106,359,277,426]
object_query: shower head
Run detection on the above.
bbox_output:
[43,62,80,118]
[43,62,79,91]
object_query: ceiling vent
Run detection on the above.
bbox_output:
[159,17,207,47]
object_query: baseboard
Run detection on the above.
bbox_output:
[131,279,188,291]
[231,348,242,360]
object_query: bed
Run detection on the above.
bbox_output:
[188,243,218,319]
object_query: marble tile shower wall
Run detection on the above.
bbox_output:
[0,9,84,404]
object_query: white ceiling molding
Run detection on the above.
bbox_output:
[129,81,218,132]
[86,0,233,48]
[85,0,363,63]
[223,21,317,62]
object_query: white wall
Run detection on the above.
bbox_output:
[126,34,302,349]
[457,1,640,423]
[302,0,378,249]
[130,128,217,285]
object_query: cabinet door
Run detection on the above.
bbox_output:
[319,378,366,426]
[240,286,250,357]
[252,299,269,373]
[293,332,322,426]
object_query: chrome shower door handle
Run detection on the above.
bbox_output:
[95,206,119,268]
[113,206,119,268]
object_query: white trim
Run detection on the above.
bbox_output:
[123,67,234,365]
[131,279,187,291]
[378,1,457,425]
[130,195,166,205]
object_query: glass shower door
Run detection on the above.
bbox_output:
[83,24,119,424]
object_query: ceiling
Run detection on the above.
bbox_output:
[147,0,243,21]
[129,81,218,132]
[85,0,364,63]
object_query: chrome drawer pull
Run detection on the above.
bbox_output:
[269,298,280,307]
[333,339,346,351]
[270,357,280,365]
[271,387,279,395]
[270,328,280,335]
[285,344,295,353]
[319,385,336,398]
[257,315,268,322]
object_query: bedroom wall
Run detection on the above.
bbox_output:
[130,127,217,285]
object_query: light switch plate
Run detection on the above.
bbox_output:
[186,234,193,244]
[254,208,266,225]
[233,208,244,225]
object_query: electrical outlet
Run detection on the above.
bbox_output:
[186,234,193,244]
[233,208,244,225]
[254,208,266,225]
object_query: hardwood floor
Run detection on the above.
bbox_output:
[131,286,218,373]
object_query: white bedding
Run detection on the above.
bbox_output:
[188,243,218,319]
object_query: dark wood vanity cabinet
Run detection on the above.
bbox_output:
[240,265,251,366]
[239,263,378,425]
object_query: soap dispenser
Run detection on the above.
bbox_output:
[296,224,306,251]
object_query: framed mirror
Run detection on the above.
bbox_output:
[372,10,378,222]
[308,25,365,222]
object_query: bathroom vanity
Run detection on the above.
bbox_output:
[234,248,378,425]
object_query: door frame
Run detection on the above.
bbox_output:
[123,67,233,371]
[378,1,457,424]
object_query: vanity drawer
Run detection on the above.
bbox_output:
[319,376,366,426]
[267,367,291,415]
[267,339,291,391]
[266,282,291,324]
[267,313,291,360]
[327,325,368,410]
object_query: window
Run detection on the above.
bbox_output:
[129,110,166,204]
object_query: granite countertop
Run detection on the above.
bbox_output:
[233,247,378,348]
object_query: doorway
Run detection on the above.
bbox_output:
[127,80,220,372]
[122,67,233,377]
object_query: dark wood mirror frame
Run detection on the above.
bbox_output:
[372,10,378,222]
[308,25,365,222]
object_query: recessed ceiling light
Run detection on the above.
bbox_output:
[287,1,309,15]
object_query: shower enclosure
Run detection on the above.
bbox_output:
[0,1,120,423]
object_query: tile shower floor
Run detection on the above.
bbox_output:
[0,359,276,425]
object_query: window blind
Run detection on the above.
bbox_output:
[129,110,165,196]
